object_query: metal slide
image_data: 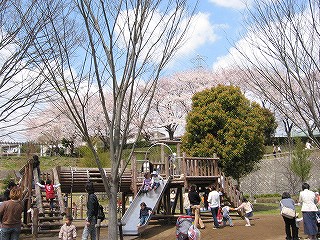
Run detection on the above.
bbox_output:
[121,179,170,235]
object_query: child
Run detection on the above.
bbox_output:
[72,202,78,219]
[36,179,61,212]
[151,171,163,190]
[137,202,152,227]
[235,198,253,226]
[59,215,77,240]
[221,203,234,227]
[140,172,152,194]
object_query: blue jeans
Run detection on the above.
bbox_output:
[82,216,97,240]
[222,215,233,226]
[210,207,220,228]
[140,215,149,225]
[0,227,21,240]
[185,208,192,216]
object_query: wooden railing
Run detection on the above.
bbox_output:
[219,171,242,208]
[182,153,219,177]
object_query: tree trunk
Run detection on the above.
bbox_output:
[107,182,119,240]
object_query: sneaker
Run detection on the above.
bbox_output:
[230,225,234,227]
[245,224,251,227]
[213,227,218,229]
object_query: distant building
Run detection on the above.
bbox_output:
[0,142,22,156]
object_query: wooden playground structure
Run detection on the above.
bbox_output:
[18,140,242,237]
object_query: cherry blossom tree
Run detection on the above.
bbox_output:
[149,68,218,139]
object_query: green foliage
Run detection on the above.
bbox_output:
[253,193,281,198]
[182,85,271,182]
[260,108,278,145]
[78,146,111,168]
[290,138,312,183]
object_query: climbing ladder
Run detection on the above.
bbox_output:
[19,162,66,237]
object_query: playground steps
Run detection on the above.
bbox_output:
[31,168,65,236]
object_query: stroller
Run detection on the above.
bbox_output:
[176,216,194,240]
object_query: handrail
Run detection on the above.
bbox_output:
[33,168,44,216]
[182,154,219,177]
[53,167,66,215]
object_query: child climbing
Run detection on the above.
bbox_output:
[37,179,61,213]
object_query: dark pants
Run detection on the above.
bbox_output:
[210,207,220,228]
[283,216,298,240]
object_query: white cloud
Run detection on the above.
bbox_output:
[209,0,253,10]
[176,12,219,58]
[116,9,218,66]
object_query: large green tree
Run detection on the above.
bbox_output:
[182,85,275,185]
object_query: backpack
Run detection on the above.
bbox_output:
[97,204,105,221]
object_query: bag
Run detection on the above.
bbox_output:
[97,204,105,221]
[281,205,295,219]
[217,208,223,223]
[188,225,201,240]
[176,215,194,240]
[316,213,320,223]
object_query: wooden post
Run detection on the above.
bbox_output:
[214,159,218,177]
[164,147,169,178]
[178,186,183,214]
[32,207,39,238]
[182,153,187,188]
[176,142,181,157]
[80,195,84,219]
[121,192,126,216]
[118,221,124,240]
[132,153,137,196]
[53,167,66,215]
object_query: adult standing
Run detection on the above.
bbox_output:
[188,184,205,229]
[82,182,99,240]
[0,186,24,240]
[32,155,41,179]
[298,182,318,240]
[183,187,191,216]
[207,184,220,229]
[141,158,154,174]
[280,192,299,240]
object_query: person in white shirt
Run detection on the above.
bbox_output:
[298,182,318,240]
[207,184,220,229]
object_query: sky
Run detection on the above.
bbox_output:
[0,0,252,142]
[169,0,251,72]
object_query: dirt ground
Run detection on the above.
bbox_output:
[22,213,316,240]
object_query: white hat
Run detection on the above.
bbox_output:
[151,171,158,175]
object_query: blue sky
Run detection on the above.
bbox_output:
[0,0,252,142]
[170,0,251,72]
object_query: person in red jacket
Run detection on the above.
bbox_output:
[37,179,61,212]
